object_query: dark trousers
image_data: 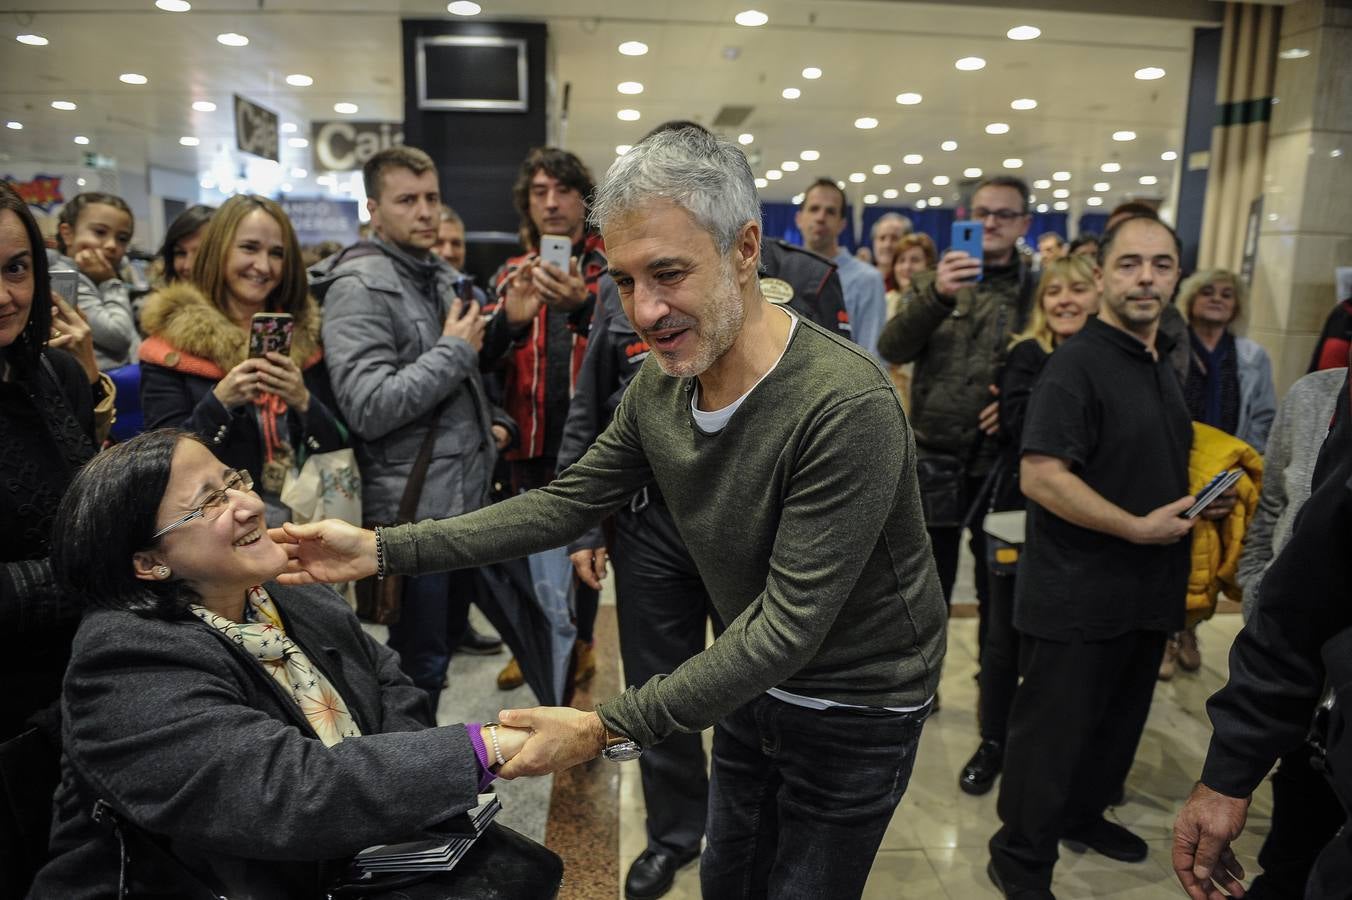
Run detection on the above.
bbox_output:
[1307,826,1352,900]
[927,473,991,611]
[612,497,715,859]
[511,457,598,644]
[1246,746,1344,899]
[700,695,926,900]
[989,629,1165,889]
[978,570,1020,743]
[387,569,476,710]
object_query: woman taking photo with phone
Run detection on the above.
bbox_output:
[139,194,346,525]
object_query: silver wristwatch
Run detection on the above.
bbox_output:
[601,725,642,762]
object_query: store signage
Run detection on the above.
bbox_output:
[278,197,361,245]
[312,120,404,173]
[235,94,280,161]
[2,173,66,212]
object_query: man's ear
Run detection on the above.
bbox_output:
[365,198,378,224]
[132,550,165,583]
[735,220,761,283]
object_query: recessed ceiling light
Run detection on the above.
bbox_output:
[883,188,899,199]
[1052,171,1071,181]
[739,133,754,145]
[76,177,87,187]
[1052,188,1069,198]
[1003,158,1023,168]
[873,164,892,175]
[5,121,22,130]
[864,194,878,204]
[955,56,987,71]
[51,100,76,111]
[615,145,632,156]
[291,167,307,178]
[1033,179,1051,189]
[1053,200,1069,210]
[16,34,49,46]
[334,102,359,114]
[1101,161,1122,172]
[854,117,878,129]
[1010,98,1038,111]
[1134,66,1166,80]
[964,167,983,178]
[217,32,249,47]
[1161,150,1178,161]
[734,9,769,26]
[289,137,309,148]
[802,66,822,79]
[928,195,944,205]
[896,92,923,105]
[903,154,923,165]
[930,175,948,186]
[73,135,89,144]
[1139,175,1158,185]
[1007,25,1041,40]
[1279,47,1310,59]
[767,169,783,180]
[120,73,148,85]
[617,81,644,95]
[618,41,649,56]
[1093,182,1111,192]
[782,87,801,100]
[1036,203,1049,213]
[193,100,217,112]
[791,193,805,204]
[1112,130,1136,142]
[941,140,958,151]
[755,177,768,189]
[1086,196,1104,206]
[915,199,928,209]
[985,122,1010,135]
[849,172,866,183]
[179,136,200,147]
[156,0,191,10]
[800,149,819,161]
[281,122,298,133]
[905,182,922,193]
[782,160,799,172]
[617,108,641,121]
[286,74,314,87]
[447,0,482,14]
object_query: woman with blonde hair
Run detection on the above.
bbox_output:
[139,194,347,526]
[958,254,1101,796]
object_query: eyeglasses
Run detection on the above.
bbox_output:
[972,207,1027,223]
[151,469,254,540]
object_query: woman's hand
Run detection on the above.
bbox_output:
[73,248,117,285]
[212,358,263,410]
[256,351,311,412]
[268,520,378,584]
[488,723,532,770]
[48,291,99,383]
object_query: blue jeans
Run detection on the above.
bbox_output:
[700,694,927,900]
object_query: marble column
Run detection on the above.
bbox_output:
[1246,0,1352,395]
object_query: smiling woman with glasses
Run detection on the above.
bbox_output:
[30,429,565,897]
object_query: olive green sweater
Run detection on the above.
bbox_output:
[383,317,947,748]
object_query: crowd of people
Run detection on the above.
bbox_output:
[2,117,1348,900]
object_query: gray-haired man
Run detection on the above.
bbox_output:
[275,128,947,898]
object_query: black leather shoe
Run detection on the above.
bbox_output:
[458,624,504,655]
[959,740,1003,796]
[625,848,696,900]
[987,860,1056,899]
[1061,817,1148,863]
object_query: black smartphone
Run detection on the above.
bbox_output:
[1182,469,1242,519]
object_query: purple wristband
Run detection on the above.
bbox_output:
[466,723,497,792]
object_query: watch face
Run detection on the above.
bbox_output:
[603,741,642,762]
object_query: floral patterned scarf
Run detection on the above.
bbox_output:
[191,587,361,747]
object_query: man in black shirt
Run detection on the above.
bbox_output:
[987,216,1219,897]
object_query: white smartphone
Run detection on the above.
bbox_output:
[539,234,571,273]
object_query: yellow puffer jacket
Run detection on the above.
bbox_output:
[1186,422,1263,626]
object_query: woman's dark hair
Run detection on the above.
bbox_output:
[54,191,134,255]
[157,204,215,283]
[51,429,201,619]
[0,181,53,372]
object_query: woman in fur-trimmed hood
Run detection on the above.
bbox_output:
[139,195,347,524]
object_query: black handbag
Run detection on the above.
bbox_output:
[915,454,966,528]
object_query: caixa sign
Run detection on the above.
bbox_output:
[312,121,405,173]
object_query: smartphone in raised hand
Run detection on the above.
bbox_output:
[950,221,985,283]
[249,312,294,358]
[539,234,571,273]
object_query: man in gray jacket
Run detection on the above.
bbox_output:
[310,146,523,708]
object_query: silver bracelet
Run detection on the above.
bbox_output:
[486,724,507,767]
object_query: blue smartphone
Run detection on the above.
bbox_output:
[950,220,985,283]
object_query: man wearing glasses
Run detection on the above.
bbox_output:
[878,176,1035,632]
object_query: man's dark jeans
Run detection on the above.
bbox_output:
[700,693,927,899]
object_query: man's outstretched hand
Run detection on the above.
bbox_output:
[493,707,607,779]
[267,520,379,585]
[1173,781,1250,899]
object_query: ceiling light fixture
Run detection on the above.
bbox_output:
[916,199,928,209]
[883,188,899,199]
[767,169,783,180]
[1093,182,1110,192]
[5,121,22,130]
[286,74,314,87]
[334,102,359,114]
[16,34,49,46]
[791,193,805,204]
[739,133,754,145]
[755,177,769,189]
[1033,179,1051,189]
[802,66,822,79]
[156,0,191,9]
[1053,200,1069,210]
[1100,161,1121,173]
[799,149,819,160]
[73,135,89,145]
[782,160,799,172]
[216,32,249,46]
[903,154,923,165]
[1052,170,1071,181]
[864,194,878,204]
[1003,157,1023,168]
[734,9,769,26]
[1134,66,1165,80]
[854,117,878,129]
[447,1,482,14]
[1086,196,1104,206]
[193,100,217,112]
[873,164,892,175]
[1007,25,1041,41]
[941,140,958,151]
[985,122,1010,134]
[928,195,944,205]
[51,100,76,111]
[1279,47,1310,60]
[1052,188,1069,198]
[1010,98,1038,110]
[617,108,641,121]
[849,172,866,183]
[1139,175,1158,185]
[955,56,987,71]
[1161,150,1178,161]
[931,175,950,186]
[179,136,200,146]
[905,182,922,193]
[119,73,148,84]
[895,92,922,105]
[1112,130,1137,141]
[618,81,644,95]
[782,87,801,100]
[963,167,983,178]
[618,41,648,56]
[1036,203,1049,213]
[289,137,309,148]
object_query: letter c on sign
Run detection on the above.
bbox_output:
[316,121,356,172]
